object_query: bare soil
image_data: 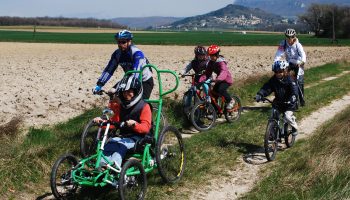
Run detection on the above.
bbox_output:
[0,42,349,129]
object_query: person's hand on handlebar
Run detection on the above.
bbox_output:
[93,85,102,94]
[125,119,136,127]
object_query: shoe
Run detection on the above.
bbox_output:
[226,99,236,110]
[300,100,305,107]
[207,114,214,120]
[205,96,211,103]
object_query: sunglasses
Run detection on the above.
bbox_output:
[117,40,128,44]
[286,36,295,39]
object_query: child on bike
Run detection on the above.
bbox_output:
[93,75,152,169]
[199,44,235,109]
[180,46,210,106]
[255,60,299,136]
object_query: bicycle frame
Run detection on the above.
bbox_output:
[70,64,179,187]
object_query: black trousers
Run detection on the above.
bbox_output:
[213,82,232,103]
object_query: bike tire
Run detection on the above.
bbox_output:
[190,102,217,131]
[156,126,186,184]
[264,121,278,161]
[284,123,296,148]
[80,119,99,158]
[152,106,168,135]
[224,94,242,123]
[118,159,147,200]
[50,154,79,199]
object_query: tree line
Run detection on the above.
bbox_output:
[299,3,350,39]
[0,16,126,29]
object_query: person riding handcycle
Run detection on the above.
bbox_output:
[255,60,299,136]
[93,75,152,169]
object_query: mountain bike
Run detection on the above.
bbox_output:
[259,97,296,161]
[80,90,168,158]
[190,80,242,131]
[50,65,186,199]
[181,74,205,118]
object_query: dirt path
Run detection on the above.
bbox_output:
[189,88,350,199]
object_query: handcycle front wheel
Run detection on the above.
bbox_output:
[224,94,242,123]
[264,121,278,161]
[190,102,217,131]
[50,154,79,199]
[156,126,186,184]
[118,159,147,200]
[80,119,101,158]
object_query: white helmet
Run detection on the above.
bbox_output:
[285,28,296,37]
[272,60,289,72]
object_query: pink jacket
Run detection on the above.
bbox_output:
[199,56,233,85]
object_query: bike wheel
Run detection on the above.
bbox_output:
[190,102,217,131]
[224,94,242,123]
[50,154,79,199]
[152,106,168,134]
[156,126,186,184]
[284,123,296,148]
[80,119,99,158]
[118,159,147,200]
[264,121,278,161]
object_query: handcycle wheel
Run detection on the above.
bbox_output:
[224,94,242,123]
[284,123,296,148]
[80,119,100,158]
[118,159,147,200]
[152,105,168,134]
[50,154,79,199]
[264,121,278,161]
[156,126,186,183]
[190,102,217,131]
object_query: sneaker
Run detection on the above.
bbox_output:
[205,96,211,103]
[226,99,236,110]
[300,100,305,107]
[291,127,298,136]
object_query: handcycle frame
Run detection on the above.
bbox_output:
[260,97,296,161]
[50,64,185,199]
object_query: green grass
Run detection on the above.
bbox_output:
[0,61,349,199]
[242,106,350,200]
[1,30,350,46]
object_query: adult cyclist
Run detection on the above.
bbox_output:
[274,28,307,107]
[93,30,154,99]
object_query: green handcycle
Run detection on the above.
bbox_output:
[50,65,186,199]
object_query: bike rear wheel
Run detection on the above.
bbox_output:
[284,123,296,148]
[264,121,278,161]
[190,102,217,131]
[50,154,79,199]
[224,94,242,123]
[156,126,186,183]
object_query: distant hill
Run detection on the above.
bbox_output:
[234,0,350,18]
[0,16,125,28]
[169,4,283,30]
[111,16,183,29]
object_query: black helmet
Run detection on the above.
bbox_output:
[194,46,207,56]
[115,75,143,109]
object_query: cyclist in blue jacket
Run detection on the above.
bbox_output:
[93,30,154,99]
[255,60,299,136]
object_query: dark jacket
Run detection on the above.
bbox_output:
[257,75,299,111]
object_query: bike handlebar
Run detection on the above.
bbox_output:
[255,97,291,105]
[93,89,115,100]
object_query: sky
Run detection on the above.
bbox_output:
[0,0,235,19]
